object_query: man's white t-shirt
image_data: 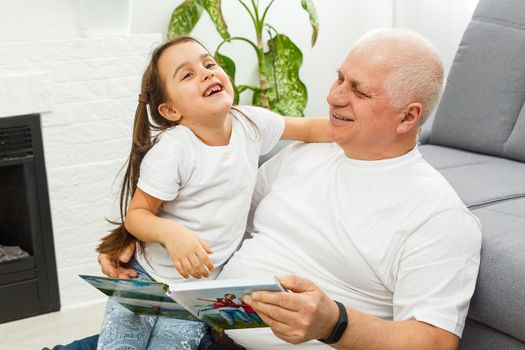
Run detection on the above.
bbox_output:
[135,106,285,284]
[220,142,482,349]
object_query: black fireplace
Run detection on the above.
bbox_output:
[0,114,60,323]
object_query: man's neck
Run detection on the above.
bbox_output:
[342,140,417,161]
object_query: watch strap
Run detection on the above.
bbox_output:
[318,300,348,344]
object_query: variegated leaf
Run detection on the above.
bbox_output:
[301,0,319,47]
[199,0,230,39]
[253,34,307,116]
[214,51,239,104]
[167,0,203,40]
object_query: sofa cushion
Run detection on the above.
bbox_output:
[460,318,524,349]
[429,0,525,162]
[419,145,525,207]
[467,199,525,342]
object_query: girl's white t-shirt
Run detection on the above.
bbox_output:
[135,105,285,284]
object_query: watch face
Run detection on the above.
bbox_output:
[319,301,348,344]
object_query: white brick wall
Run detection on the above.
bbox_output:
[0,34,163,308]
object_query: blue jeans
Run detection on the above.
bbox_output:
[96,257,209,349]
[42,335,99,350]
[45,334,238,350]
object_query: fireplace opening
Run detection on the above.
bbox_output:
[0,114,60,323]
[0,164,33,259]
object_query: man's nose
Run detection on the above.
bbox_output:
[327,84,348,107]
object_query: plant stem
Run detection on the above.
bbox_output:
[230,1,270,108]
[216,36,259,54]
[265,23,278,36]
[236,0,258,31]
[253,0,269,108]
[260,0,275,25]
[216,36,268,105]
[250,0,260,21]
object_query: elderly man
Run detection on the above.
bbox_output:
[98,28,481,350]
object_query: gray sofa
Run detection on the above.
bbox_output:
[419,0,525,348]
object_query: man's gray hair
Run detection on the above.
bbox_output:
[353,28,444,125]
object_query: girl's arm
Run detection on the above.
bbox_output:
[124,188,214,279]
[281,116,330,142]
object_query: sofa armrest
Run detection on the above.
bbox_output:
[418,110,436,145]
[419,127,431,145]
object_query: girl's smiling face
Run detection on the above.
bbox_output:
[157,40,234,127]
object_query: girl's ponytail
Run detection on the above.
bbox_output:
[96,36,201,265]
[97,93,155,264]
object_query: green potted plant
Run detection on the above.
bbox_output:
[167,0,319,117]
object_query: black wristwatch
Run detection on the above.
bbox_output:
[318,300,348,344]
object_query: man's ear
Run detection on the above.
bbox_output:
[397,102,422,134]
[158,103,182,122]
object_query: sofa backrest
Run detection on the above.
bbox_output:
[429,0,525,162]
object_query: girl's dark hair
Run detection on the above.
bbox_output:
[97,36,260,266]
[97,36,204,264]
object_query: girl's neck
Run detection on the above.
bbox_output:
[182,113,232,146]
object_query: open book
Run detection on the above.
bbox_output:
[80,275,284,331]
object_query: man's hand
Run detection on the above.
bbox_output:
[243,275,340,344]
[245,275,460,350]
[97,243,137,279]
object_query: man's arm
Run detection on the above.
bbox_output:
[244,275,459,350]
[98,245,137,279]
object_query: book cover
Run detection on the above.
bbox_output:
[79,275,198,321]
[168,278,285,331]
[80,275,284,331]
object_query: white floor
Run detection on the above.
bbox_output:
[0,302,106,349]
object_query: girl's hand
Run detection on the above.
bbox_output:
[123,188,214,279]
[162,226,215,279]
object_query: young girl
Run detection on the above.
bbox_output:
[95,36,328,349]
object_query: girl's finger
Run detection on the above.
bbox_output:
[174,260,189,279]
[196,246,215,272]
[199,238,213,254]
[189,254,209,278]
[182,258,200,279]
[119,243,135,264]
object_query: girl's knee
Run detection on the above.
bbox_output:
[148,320,209,350]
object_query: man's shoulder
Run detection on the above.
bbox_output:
[260,142,339,178]
[284,141,339,158]
[414,159,461,193]
[407,157,472,214]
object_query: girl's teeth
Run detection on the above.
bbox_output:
[205,86,221,96]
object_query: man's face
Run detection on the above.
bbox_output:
[326,49,404,159]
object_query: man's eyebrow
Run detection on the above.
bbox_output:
[173,53,213,78]
[336,69,372,96]
[337,70,360,85]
